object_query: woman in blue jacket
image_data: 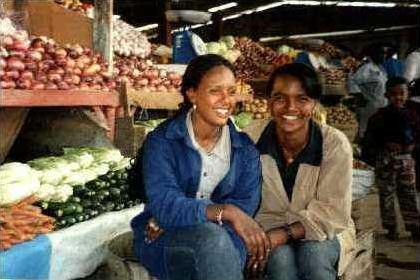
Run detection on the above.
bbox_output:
[131,54,269,280]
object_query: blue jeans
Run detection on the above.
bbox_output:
[135,222,243,280]
[265,238,340,280]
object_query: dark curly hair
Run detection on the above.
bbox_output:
[266,63,323,100]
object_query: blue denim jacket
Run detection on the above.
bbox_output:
[131,112,262,275]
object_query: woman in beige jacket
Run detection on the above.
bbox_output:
[245,63,355,280]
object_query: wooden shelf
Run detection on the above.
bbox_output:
[0,90,120,107]
[0,89,121,143]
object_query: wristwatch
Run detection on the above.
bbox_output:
[282,224,294,242]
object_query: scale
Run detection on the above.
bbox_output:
[166,9,211,63]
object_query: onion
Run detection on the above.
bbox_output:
[12,40,30,52]
[136,78,148,86]
[9,51,26,59]
[24,60,38,71]
[73,68,82,75]
[21,71,34,80]
[83,64,101,76]
[26,50,43,62]
[55,48,67,58]
[0,58,6,69]
[0,70,4,77]
[45,82,58,90]
[33,47,45,54]
[35,72,48,83]
[56,58,67,66]
[48,73,62,83]
[79,82,90,90]
[66,58,76,68]
[16,79,31,89]
[31,38,44,49]
[0,80,16,89]
[156,85,168,92]
[30,82,46,90]
[58,81,70,90]
[1,36,14,48]
[5,70,19,79]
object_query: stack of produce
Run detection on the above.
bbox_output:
[243,98,271,119]
[0,196,55,250]
[277,45,300,60]
[114,56,182,93]
[235,80,254,96]
[234,37,292,81]
[319,67,347,86]
[233,112,253,130]
[0,162,41,206]
[54,0,94,18]
[319,42,342,59]
[325,104,357,126]
[0,29,118,90]
[113,18,152,59]
[40,168,139,229]
[342,56,360,73]
[28,147,129,203]
[206,36,241,64]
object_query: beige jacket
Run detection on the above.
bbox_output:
[244,120,356,276]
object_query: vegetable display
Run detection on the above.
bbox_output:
[319,67,347,86]
[325,104,357,126]
[40,168,140,229]
[0,196,55,250]
[113,18,152,59]
[242,98,271,119]
[54,0,94,18]
[234,37,292,81]
[206,36,241,64]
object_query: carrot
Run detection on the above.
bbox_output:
[22,205,42,214]
[13,195,38,209]
[11,209,45,219]
[3,223,23,240]
[0,241,12,250]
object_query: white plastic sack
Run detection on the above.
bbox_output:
[352,168,375,200]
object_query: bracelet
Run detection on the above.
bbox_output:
[215,205,224,226]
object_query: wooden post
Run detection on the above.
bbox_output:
[158,0,172,46]
[93,0,113,74]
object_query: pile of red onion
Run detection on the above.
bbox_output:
[114,56,181,93]
[0,34,181,92]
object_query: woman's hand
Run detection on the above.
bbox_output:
[221,204,271,275]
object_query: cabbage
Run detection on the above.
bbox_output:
[62,151,94,169]
[0,176,41,206]
[206,42,221,54]
[29,157,73,174]
[36,169,65,186]
[0,162,34,185]
[64,147,123,165]
[50,184,73,202]
[110,158,131,171]
[88,164,110,176]
[233,112,253,129]
[35,184,56,201]
[220,36,235,49]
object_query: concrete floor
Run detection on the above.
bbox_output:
[374,233,420,280]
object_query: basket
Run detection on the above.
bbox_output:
[330,122,358,143]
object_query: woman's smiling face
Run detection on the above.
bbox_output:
[187,65,237,127]
[270,74,316,134]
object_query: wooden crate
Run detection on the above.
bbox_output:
[4,0,93,48]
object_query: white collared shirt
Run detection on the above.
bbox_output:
[186,110,231,200]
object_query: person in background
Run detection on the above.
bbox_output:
[404,47,420,83]
[348,43,388,139]
[362,76,420,241]
[382,45,405,78]
[130,54,269,280]
[245,63,355,280]
[407,79,420,193]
